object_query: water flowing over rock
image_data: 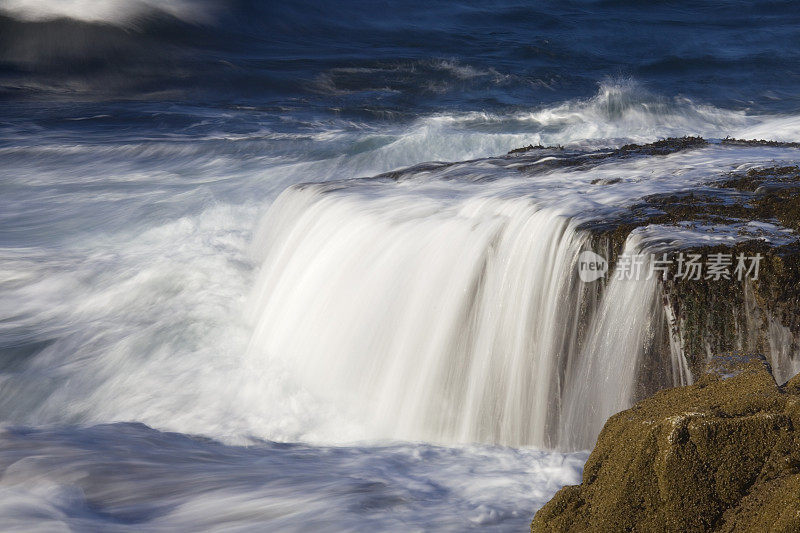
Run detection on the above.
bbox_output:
[246,183,667,449]
[246,139,800,450]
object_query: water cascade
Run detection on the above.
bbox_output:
[247,182,684,450]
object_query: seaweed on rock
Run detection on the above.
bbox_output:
[532,353,800,532]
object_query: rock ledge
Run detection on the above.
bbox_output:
[532,352,800,532]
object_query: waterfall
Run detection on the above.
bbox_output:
[246,182,682,450]
[558,239,674,450]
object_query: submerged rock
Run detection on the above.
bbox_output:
[531,352,800,532]
[721,137,800,149]
[508,143,558,154]
[507,136,707,157]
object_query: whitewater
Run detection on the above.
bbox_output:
[2,75,800,530]
[2,2,800,528]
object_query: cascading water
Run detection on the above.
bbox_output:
[247,142,800,451]
[558,237,674,450]
[5,0,800,529]
[246,179,684,450]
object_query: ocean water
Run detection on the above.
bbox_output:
[1,1,800,530]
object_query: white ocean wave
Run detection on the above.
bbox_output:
[0,0,217,25]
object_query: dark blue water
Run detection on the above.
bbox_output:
[3,0,800,115]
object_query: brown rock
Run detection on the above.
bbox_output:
[532,352,800,532]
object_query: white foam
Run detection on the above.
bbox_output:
[2,89,800,450]
[0,0,216,25]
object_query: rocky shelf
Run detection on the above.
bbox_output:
[532,352,800,532]
[573,140,800,390]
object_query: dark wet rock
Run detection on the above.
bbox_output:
[508,137,707,175]
[617,136,707,155]
[531,353,800,532]
[715,164,800,192]
[508,144,561,154]
[617,165,800,232]
[508,136,707,174]
[659,240,800,377]
[577,162,800,381]
[590,177,622,185]
[721,137,800,149]
[576,158,800,266]
[508,136,707,158]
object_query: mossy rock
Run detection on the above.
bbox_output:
[532,353,800,532]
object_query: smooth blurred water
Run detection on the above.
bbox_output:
[2,1,800,530]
